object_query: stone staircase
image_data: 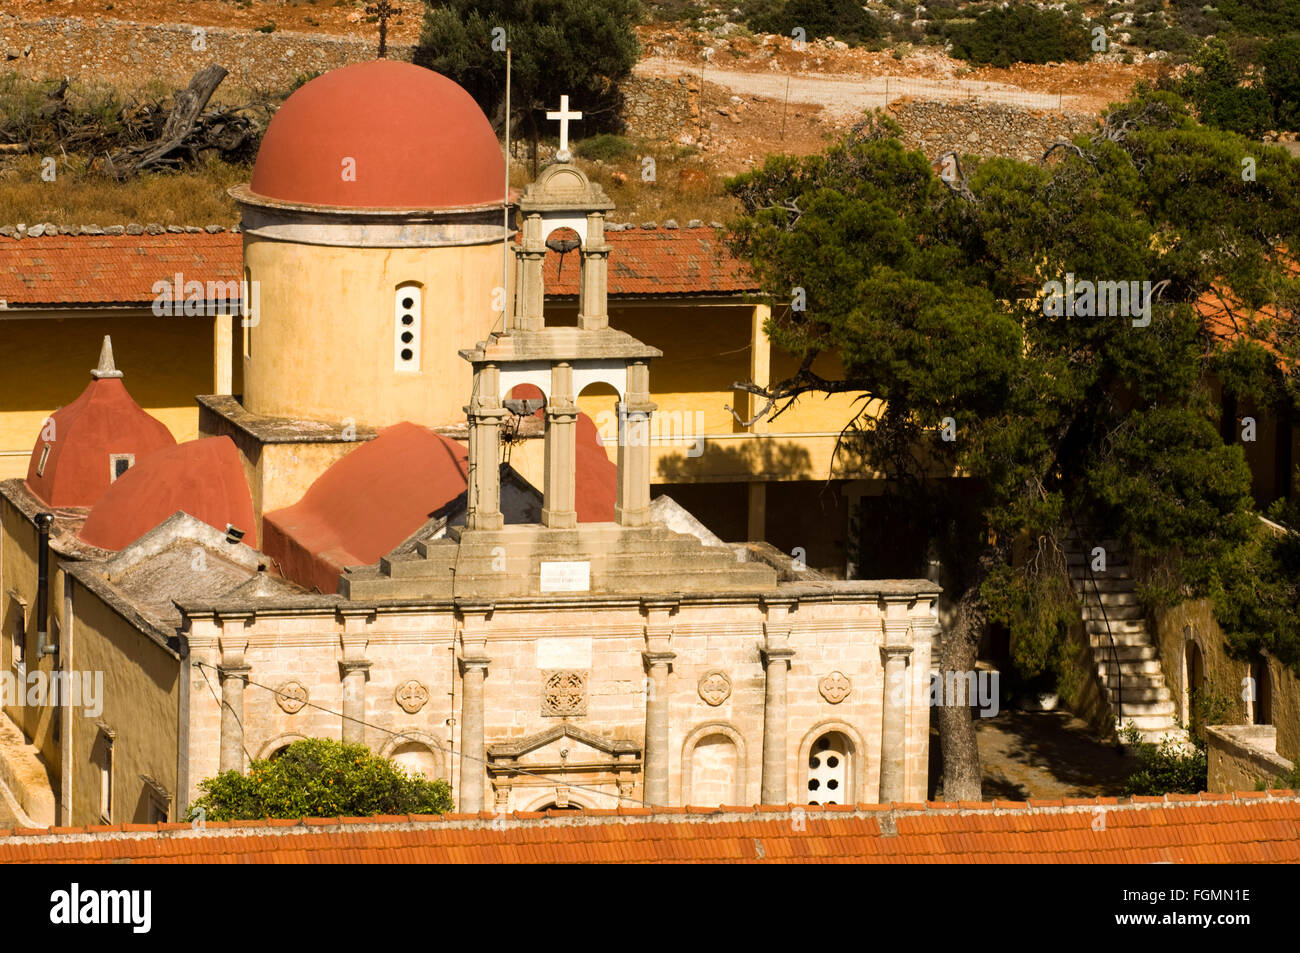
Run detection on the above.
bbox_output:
[1065,537,1188,746]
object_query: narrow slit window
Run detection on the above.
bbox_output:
[36,444,50,477]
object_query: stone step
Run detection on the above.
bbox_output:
[1077,590,1141,607]
[1097,681,1170,702]
[1091,643,1159,662]
[1081,604,1145,621]
[1070,576,1137,593]
[1111,698,1176,719]
[1089,631,1156,649]
[1094,656,1164,676]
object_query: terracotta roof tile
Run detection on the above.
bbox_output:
[0,229,758,309]
[1,795,1296,863]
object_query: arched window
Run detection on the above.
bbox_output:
[1252,656,1272,726]
[806,732,851,805]
[395,283,422,372]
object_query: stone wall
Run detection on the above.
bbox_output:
[1206,725,1295,793]
[622,75,698,142]
[0,14,409,95]
[887,99,1097,163]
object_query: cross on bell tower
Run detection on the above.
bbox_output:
[546,95,582,163]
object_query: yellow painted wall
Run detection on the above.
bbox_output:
[67,581,180,825]
[550,302,875,485]
[0,311,235,480]
[242,237,504,429]
[0,497,67,783]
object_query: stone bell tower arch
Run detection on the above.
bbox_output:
[512,162,615,333]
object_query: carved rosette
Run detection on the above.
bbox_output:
[819,671,852,705]
[697,670,732,706]
[541,670,588,717]
[395,679,430,714]
[275,680,309,714]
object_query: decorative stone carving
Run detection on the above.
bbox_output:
[697,670,732,706]
[395,679,429,714]
[819,671,852,705]
[275,680,308,714]
[541,670,588,716]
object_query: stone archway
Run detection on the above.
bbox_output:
[797,720,867,805]
[680,723,748,806]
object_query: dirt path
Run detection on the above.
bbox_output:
[637,56,1078,119]
[929,709,1136,800]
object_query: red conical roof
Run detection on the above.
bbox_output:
[25,339,176,507]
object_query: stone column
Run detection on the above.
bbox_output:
[339,660,372,746]
[760,598,796,804]
[218,663,250,774]
[642,651,675,805]
[577,213,611,331]
[616,361,656,527]
[466,364,505,531]
[213,311,234,395]
[879,604,914,803]
[459,654,490,812]
[748,303,771,433]
[513,214,546,332]
[542,362,578,529]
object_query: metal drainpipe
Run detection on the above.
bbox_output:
[35,512,56,658]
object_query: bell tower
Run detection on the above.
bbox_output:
[338,160,778,600]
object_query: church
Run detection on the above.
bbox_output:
[0,60,939,825]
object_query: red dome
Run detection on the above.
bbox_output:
[248,60,505,210]
[26,377,176,508]
[79,437,256,551]
[262,422,469,593]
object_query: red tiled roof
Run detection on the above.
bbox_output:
[544,228,757,297]
[0,229,758,308]
[0,233,242,307]
[2,793,1297,864]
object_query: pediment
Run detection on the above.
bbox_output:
[486,724,639,771]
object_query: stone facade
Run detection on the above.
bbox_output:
[179,585,938,814]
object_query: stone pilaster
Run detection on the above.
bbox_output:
[217,616,250,774]
[465,364,505,531]
[616,361,656,527]
[457,602,493,813]
[577,213,610,330]
[641,598,677,806]
[338,660,372,746]
[760,597,796,804]
[513,214,546,332]
[218,663,249,774]
[642,651,675,806]
[459,654,490,812]
[542,362,578,529]
[879,601,914,803]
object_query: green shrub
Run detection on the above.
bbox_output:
[186,738,454,822]
[948,4,1092,67]
[575,133,637,162]
[1121,724,1208,795]
[1259,34,1300,130]
[745,0,884,45]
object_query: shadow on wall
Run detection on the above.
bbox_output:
[656,439,814,482]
